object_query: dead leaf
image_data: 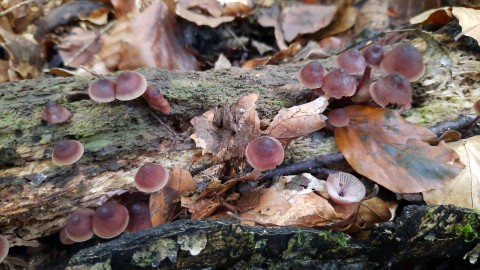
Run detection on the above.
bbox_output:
[354,0,389,35]
[253,187,291,215]
[176,4,235,27]
[335,106,465,193]
[0,27,42,79]
[336,197,395,233]
[452,7,480,42]
[242,42,301,69]
[409,7,453,27]
[423,136,480,209]
[257,4,287,50]
[264,96,328,140]
[150,167,196,226]
[58,28,101,68]
[183,198,221,219]
[282,4,337,42]
[190,93,261,160]
[100,0,197,71]
[320,6,358,38]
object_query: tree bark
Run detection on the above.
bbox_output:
[65,205,480,269]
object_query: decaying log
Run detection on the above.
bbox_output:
[0,35,479,249]
[65,205,480,269]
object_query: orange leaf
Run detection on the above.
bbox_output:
[335,106,465,193]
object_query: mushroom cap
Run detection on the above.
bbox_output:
[42,101,71,124]
[52,140,84,166]
[298,61,326,89]
[336,48,367,75]
[143,86,171,114]
[380,43,425,82]
[245,136,284,171]
[0,235,8,263]
[134,163,170,193]
[322,69,357,99]
[369,73,412,109]
[59,227,75,245]
[93,202,130,239]
[115,71,148,101]
[328,108,350,127]
[65,208,95,242]
[362,44,383,68]
[126,201,152,232]
[326,172,366,205]
[88,78,116,103]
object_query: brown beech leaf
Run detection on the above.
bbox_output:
[150,167,196,226]
[190,93,261,160]
[409,7,453,27]
[336,197,395,233]
[183,198,221,219]
[335,106,465,193]
[58,28,101,68]
[264,96,328,140]
[253,187,292,216]
[452,7,480,43]
[99,0,197,71]
[242,42,301,69]
[281,4,337,42]
[423,136,480,209]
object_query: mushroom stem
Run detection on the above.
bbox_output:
[356,66,371,92]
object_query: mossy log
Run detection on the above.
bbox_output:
[66,205,480,269]
[0,36,479,249]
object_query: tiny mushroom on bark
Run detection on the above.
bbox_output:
[42,101,71,124]
[65,208,95,242]
[92,202,130,239]
[326,172,366,205]
[88,78,116,102]
[381,43,425,82]
[336,48,367,75]
[142,86,171,114]
[134,163,170,193]
[59,227,75,245]
[298,61,326,89]
[126,201,152,232]
[322,69,357,99]
[0,235,8,263]
[369,73,413,109]
[115,71,148,101]
[328,108,350,127]
[52,140,84,166]
[245,136,284,171]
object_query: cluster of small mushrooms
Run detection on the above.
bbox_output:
[298,42,425,128]
[2,41,478,263]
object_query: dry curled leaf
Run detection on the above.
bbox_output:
[58,28,101,68]
[335,106,465,193]
[150,167,196,226]
[452,7,480,42]
[423,136,480,209]
[190,93,261,160]
[264,96,328,140]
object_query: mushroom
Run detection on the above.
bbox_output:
[134,163,170,193]
[328,108,350,127]
[381,43,425,82]
[362,44,383,68]
[115,71,148,101]
[245,136,284,172]
[92,202,130,239]
[42,101,71,124]
[298,61,326,89]
[369,73,412,109]
[88,78,116,103]
[326,172,366,205]
[65,208,95,242]
[0,235,8,263]
[322,69,357,99]
[125,201,152,232]
[142,86,171,114]
[52,140,84,166]
[59,227,75,245]
[336,48,367,75]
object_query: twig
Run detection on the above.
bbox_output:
[0,0,38,18]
